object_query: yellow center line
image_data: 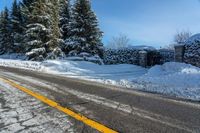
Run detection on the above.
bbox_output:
[0,77,118,133]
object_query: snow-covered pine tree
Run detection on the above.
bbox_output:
[23,0,52,60]
[20,0,36,54]
[11,0,24,53]
[66,0,103,57]
[21,0,35,8]
[59,0,71,41]
[58,0,72,54]
[22,0,65,60]
[20,0,35,24]
[0,8,12,54]
[0,12,4,54]
[46,0,62,50]
[45,0,65,59]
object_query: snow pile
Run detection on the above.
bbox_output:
[0,59,42,71]
[0,53,26,60]
[67,52,104,65]
[134,62,200,100]
[41,60,146,81]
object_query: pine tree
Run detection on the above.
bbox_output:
[66,0,103,57]
[11,0,24,53]
[23,0,51,54]
[22,0,65,60]
[0,12,4,54]
[59,0,71,41]
[46,0,62,52]
[0,8,12,54]
[20,0,35,24]
[21,0,35,8]
[20,0,36,53]
[43,0,66,59]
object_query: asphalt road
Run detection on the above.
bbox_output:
[0,66,200,133]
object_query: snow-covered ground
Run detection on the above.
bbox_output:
[0,58,200,101]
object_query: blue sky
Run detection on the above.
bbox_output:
[1,0,200,47]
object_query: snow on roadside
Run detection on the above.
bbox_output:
[0,59,42,71]
[0,58,200,101]
[41,60,147,80]
[133,62,200,100]
[0,53,26,60]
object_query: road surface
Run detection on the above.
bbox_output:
[0,66,200,133]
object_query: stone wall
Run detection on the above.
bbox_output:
[103,48,140,65]
[159,49,175,64]
[103,48,173,67]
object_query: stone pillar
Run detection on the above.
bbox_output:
[139,51,147,67]
[174,45,185,62]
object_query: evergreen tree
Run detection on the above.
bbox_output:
[20,0,35,24]
[23,0,64,60]
[0,8,12,54]
[23,0,51,54]
[11,0,24,53]
[66,0,103,57]
[59,0,71,40]
[20,0,36,53]
[43,0,66,59]
[46,0,62,52]
[21,0,35,7]
[0,12,4,54]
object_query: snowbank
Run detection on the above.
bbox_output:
[134,62,200,100]
[0,59,42,71]
[0,58,200,101]
[0,53,26,60]
[41,60,147,81]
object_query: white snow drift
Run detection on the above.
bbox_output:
[0,58,200,101]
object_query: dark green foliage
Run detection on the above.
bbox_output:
[47,0,62,52]
[23,0,51,53]
[0,8,12,54]
[66,0,103,57]
[11,0,24,53]
[0,0,104,60]
[59,0,71,40]
[23,0,64,60]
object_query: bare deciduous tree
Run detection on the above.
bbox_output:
[174,31,192,44]
[107,34,130,49]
